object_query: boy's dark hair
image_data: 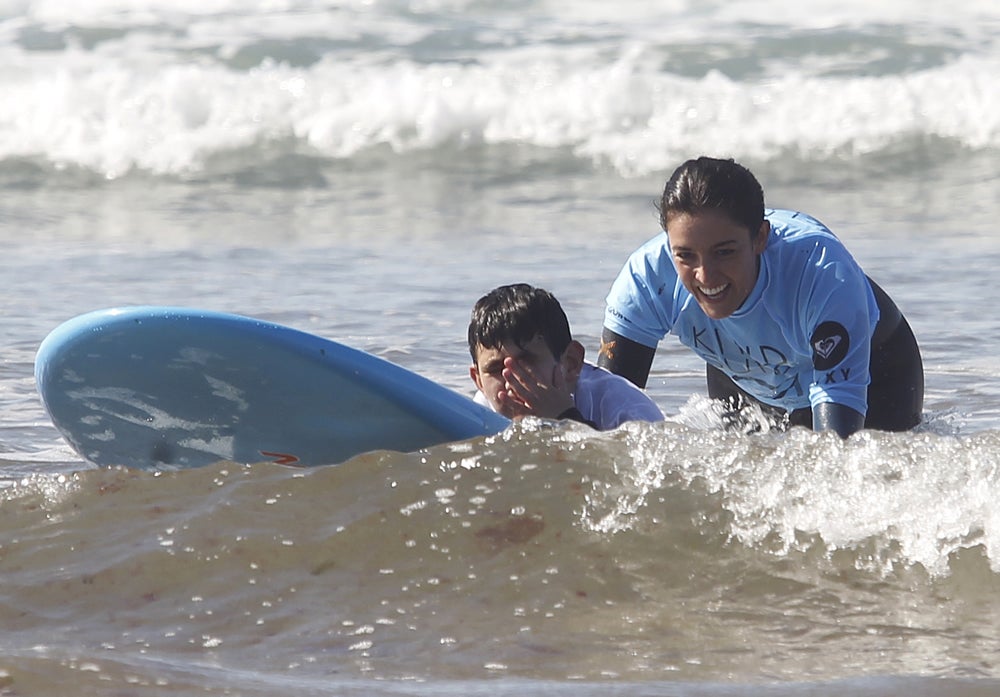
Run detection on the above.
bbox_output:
[468,284,572,361]
[657,156,765,237]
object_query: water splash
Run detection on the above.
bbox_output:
[592,418,1000,578]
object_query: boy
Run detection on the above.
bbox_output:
[469,283,663,430]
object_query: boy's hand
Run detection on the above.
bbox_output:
[499,356,575,420]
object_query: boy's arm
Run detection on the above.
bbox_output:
[598,328,656,389]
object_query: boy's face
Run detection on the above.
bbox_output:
[470,334,563,419]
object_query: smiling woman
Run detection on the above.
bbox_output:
[598,156,924,437]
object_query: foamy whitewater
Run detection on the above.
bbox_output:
[1,1,1000,694]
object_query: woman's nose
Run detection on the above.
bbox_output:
[694,261,716,285]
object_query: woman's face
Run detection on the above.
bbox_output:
[666,210,770,320]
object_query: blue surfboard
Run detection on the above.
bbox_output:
[34,307,510,469]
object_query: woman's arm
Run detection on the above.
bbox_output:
[812,401,864,437]
[597,327,656,389]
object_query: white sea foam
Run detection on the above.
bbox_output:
[0,0,996,178]
[0,47,995,178]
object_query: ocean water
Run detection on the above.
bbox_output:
[2,0,1000,694]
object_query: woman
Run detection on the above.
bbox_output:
[598,156,923,436]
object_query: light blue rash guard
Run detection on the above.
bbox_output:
[604,209,879,415]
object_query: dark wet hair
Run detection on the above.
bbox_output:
[657,156,765,237]
[468,284,572,361]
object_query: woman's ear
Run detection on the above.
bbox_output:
[754,220,770,254]
[560,340,586,381]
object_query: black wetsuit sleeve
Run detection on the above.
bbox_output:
[557,407,599,430]
[597,327,655,389]
[813,402,865,438]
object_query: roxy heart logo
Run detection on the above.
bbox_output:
[813,335,842,359]
[810,321,849,370]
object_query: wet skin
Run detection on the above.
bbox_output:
[470,334,584,420]
[666,210,770,319]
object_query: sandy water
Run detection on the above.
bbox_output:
[2,0,1000,693]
